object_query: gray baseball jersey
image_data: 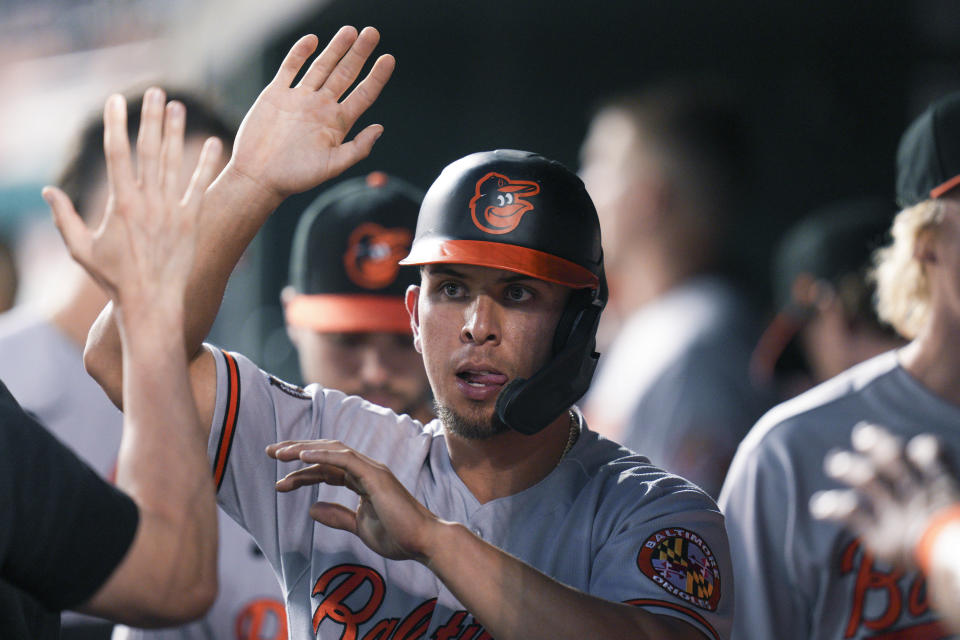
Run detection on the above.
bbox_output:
[0,311,286,640]
[208,346,734,640]
[719,350,960,639]
[585,277,771,498]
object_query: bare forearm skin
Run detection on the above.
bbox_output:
[423,521,707,640]
[80,303,218,624]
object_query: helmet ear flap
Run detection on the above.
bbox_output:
[552,288,595,356]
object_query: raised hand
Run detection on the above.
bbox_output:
[228,26,396,200]
[810,422,960,567]
[43,88,222,315]
[267,439,440,562]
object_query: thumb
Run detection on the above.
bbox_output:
[43,186,92,269]
[309,501,359,534]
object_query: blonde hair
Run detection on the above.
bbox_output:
[871,200,945,339]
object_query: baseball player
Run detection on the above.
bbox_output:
[5,86,223,637]
[84,27,733,639]
[749,197,905,397]
[281,172,433,423]
[719,91,960,638]
[0,91,287,640]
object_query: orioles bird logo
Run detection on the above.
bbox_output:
[469,172,540,235]
[343,222,413,289]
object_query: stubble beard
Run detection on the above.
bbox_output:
[434,399,509,440]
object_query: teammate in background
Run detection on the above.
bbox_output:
[811,424,960,634]
[3,89,221,639]
[719,92,960,638]
[749,197,906,398]
[281,172,433,423]
[85,28,732,639]
[0,94,287,640]
[0,236,16,312]
[578,82,772,497]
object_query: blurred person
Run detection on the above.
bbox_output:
[86,29,733,639]
[4,89,222,639]
[579,82,772,497]
[719,91,960,639]
[750,197,906,398]
[0,93,288,640]
[811,424,960,635]
[281,171,433,423]
[0,235,16,311]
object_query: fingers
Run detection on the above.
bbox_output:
[136,87,166,191]
[272,34,320,88]
[325,124,384,179]
[103,94,135,206]
[317,26,382,99]
[309,502,359,534]
[160,101,186,203]
[276,462,348,492]
[297,25,360,91]
[338,53,396,125]
[43,186,92,268]
[810,488,869,528]
[181,137,223,213]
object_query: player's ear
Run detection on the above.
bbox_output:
[405,284,422,353]
[913,227,938,266]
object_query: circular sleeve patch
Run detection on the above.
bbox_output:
[637,527,722,611]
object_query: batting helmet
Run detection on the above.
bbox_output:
[400,149,606,435]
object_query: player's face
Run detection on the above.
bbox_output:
[578,109,655,275]
[292,329,431,419]
[927,199,960,327]
[406,264,569,439]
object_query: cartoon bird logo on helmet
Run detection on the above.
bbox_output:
[469,172,541,235]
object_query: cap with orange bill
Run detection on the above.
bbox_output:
[897,91,960,208]
[285,172,423,334]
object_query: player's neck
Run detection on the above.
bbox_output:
[900,313,960,406]
[444,411,573,504]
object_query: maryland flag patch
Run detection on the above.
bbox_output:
[637,527,721,611]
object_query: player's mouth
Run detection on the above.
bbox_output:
[455,365,508,402]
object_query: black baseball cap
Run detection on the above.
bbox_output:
[285,172,423,333]
[897,92,960,208]
[750,197,893,382]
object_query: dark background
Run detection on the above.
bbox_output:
[213,0,960,383]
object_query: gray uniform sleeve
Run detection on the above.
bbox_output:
[719,429,808,640]
[207,347,321,576]
[589,478,734,640]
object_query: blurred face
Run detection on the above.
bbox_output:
[293,329,431,418]
[406,264,570,439]
[578,108,658,272]
[927,200,960,327]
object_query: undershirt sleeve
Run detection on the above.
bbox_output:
[0,381,139,611]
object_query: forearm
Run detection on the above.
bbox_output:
[84,164,283,408]
[424,522,705,640]
[82,306,218,624]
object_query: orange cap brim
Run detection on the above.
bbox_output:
[399,238,599,289]
[285,294,412,333]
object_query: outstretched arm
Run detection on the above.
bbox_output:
[267,440,709,640]
[85,26,395,428]
[43,90,222,624]
[811,423,960,634]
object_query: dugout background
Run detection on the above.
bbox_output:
[206,0,960,383]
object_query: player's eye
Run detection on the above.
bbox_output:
[440,281,465,298]
[504,284,532,302]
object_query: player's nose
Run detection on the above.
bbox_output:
[460,294,501,346]
[359,345,390,386]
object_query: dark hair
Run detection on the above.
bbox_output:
[57,91,236,220]
[598,80,751,225]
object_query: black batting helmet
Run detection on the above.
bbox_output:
[400,149,606,435]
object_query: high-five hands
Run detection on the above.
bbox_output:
[43,88,222,315]
[810,422,960,567]
[267,440,441,563]
[227,26,396,201]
